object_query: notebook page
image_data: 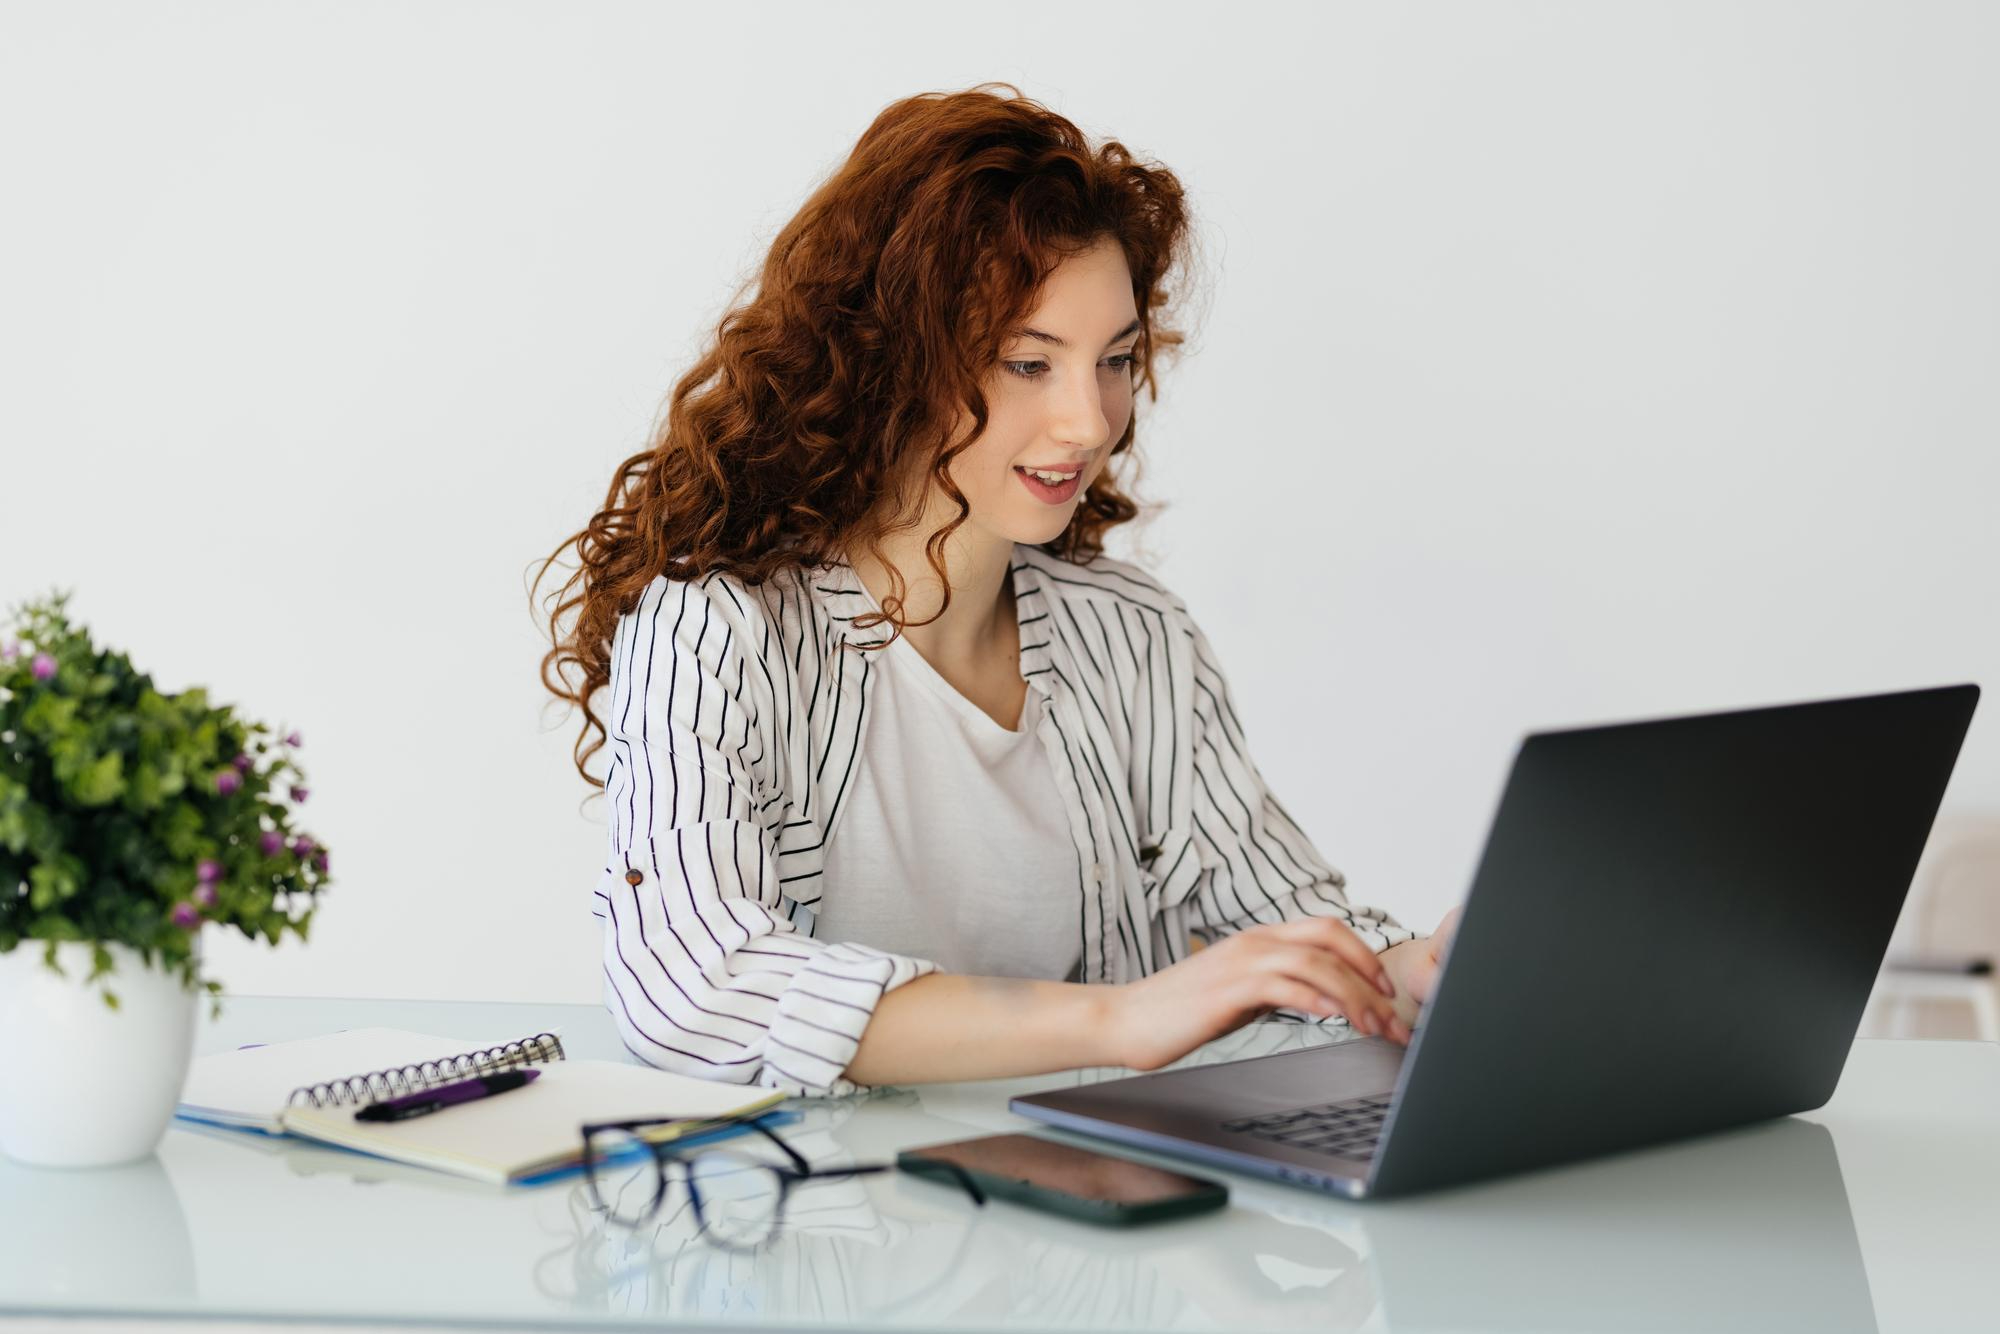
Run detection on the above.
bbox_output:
[177,1027,546,1133]
[276,1059,786,1184]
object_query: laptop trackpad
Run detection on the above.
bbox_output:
[1173,1037,1406,1117]
[1018,1036,1406,1130]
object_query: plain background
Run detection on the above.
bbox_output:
[3,1,1995,1005]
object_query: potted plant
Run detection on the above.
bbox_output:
[0,589,330,1168]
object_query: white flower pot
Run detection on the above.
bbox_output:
[0,937,200,1168]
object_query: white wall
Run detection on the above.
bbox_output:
[4,1,1994,1004]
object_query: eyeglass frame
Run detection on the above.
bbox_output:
[579,1112,987,1246]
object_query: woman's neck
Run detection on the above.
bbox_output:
[847,526,1018,672]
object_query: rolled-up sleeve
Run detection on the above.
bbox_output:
[1181,609,1419,958]
[592,575,937,1097]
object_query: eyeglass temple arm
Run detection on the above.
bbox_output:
[742,1115,815,1175]
[706,1117,989,1209]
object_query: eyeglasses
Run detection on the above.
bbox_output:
[580,1113,986,1251]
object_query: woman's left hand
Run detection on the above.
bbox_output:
[1379,906,1462,1033]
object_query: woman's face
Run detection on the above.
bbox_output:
[907,236,1141,548]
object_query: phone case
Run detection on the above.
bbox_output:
[896,1147,1229,1225]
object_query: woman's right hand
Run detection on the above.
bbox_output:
[1104,918,1410,1072]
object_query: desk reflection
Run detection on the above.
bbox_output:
[1360,1116,1877,1333]
[0,1153,195,1306]
[533,1104,1875,1333]
[530,1087,1375,1329]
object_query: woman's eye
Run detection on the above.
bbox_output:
[1002,354,1138,380]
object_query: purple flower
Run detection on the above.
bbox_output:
[192,884,217,908]
[260,830,285,856]
[232,752,254,772]
[170,901,201,929]
[31,653,56,682]
[214,769,241,796]
[290,834,315,858]
[196,858,222,883]
[290,785,310,803]
[284,730,303,748]
[1,641,17,661]
[312,849,329,873]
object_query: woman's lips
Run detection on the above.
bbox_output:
[1015,466,1083,503]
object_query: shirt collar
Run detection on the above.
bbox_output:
[809,544,1057,700]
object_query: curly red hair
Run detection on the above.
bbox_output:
[531,82,1201,793]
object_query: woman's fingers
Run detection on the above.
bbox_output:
[1264,979,1347,1024]
[1261,944,1398,1034]
[1266,917,1395,997]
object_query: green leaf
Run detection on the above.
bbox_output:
[28,857,82,909]
[31,911,83,942]
[73,750,124,806]
[128,761,163,811]
[0,781,28,854]
[20,691,79,741]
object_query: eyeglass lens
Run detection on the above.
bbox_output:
[585,1127,667,1227]
[687,1149,785,1247]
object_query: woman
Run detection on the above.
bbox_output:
[535,84,1460,1097]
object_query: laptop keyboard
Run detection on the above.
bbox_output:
[1221,1093,1394,1161]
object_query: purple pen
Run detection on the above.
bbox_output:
[354,1068,540,1122]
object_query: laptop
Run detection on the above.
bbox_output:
[1010,683,1980,1200]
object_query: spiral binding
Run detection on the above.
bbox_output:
[284,1031,566,1109]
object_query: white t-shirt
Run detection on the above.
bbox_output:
[813,594,1085,983]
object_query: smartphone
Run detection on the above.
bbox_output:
[896,1132,1228,1225]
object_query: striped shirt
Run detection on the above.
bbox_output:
[592,542,1418,1096]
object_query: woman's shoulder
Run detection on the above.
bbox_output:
[616,565,797,674]
[633,559,813,619]
[1018,544,1191,623]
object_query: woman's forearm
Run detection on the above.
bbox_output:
[841,972,1121,1086]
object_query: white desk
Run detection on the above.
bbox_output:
[2,997,1996,1333]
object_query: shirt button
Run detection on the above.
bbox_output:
[1089,862,1106,883]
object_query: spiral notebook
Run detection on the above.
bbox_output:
[177,1026,784,1185]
